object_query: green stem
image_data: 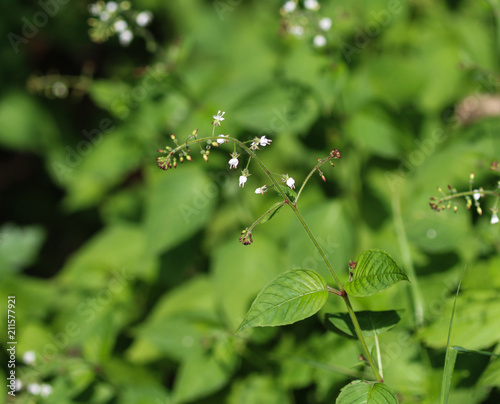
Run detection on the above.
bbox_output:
[288,204,383,382]
[435,189,500,202]
[342,294,383,382]
[393,192,425,327]
[295,155,331,203]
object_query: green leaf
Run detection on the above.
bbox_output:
[236,269,328,333]
[144,165,216,254]
[0,223,45,274]
[173,337,237,404]
[287,201,355,283]
[279,185,297,203]
[345,250,409,297]
[336,381,399,404]
[259,202,285,225]
[440,346,458,404]
[325,310,403,339]
[478,357,500,388]
[126,276,219,362]
[0,91,59,151]
[451,346,500,358]
[228,374,290,404]
[418,291,500,350]
[213,236,285,331]
[58,223,155,287]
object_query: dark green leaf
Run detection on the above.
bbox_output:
[345,250,409,297]
[236,269,328,333]
[259,202,285,225]
[325,310,403,339]
[451,346,500,358]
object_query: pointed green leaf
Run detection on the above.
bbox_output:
[173,338,237,404]
[451,346,500,358]
[279,185,297,202]
[325,310,403,339]
[336,381,399,404]
[259,202,285,225]
[236,269,328,333]
[345,250,409,297]
[440,346,458,404]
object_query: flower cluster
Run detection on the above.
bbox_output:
[156,111,342,244]
[88,1,153,48]
[280,0,332,48]
[239,229,253,245]
[429,163,500,224]
[11,351,54,398]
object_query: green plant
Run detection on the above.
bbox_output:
[156,111,410,402]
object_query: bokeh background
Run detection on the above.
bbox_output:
[1,0,500,403]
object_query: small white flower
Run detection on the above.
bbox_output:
[89,3,101,16]
[319,17,332,31]
[23,351,36,365]
[136,11,153,27]
[491,212,499,224]
[213,110,225,125]
[114,19,128,33]
[288,25,304,37]
[99,11,110,21]
[228,153,239,169]
[40,384,53,398]
[259,136,272,146]
[52,81,68,98]
[239,175,248,187]
[255,185,268,195]
[286,177,296,189]
[283,1,296,13]
[15,380,22,391]
[313,35,327,47]
[217,134,228,144]
[304,0,320,11]
[106,1,118,12]
[473,189,481,200]
[119,29,133,46]
[28,383,41,395]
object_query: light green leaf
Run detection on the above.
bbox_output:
[418,291,500,350]
[336,381,399,404]
[126,275,220,363]
[144,165,216,254]
[345,250,409,297]
[228,374,290,404]
[287,201,355,283]
[58,223,155,287]
[0,91,59,151]
[89,80,132,118]
[236,269,328,333]
[173,337,237,404]
[0,223,45,274]
[346,108,402,158]
[440,346,458,404]
[213,236,285,331]
[325,310,403,339]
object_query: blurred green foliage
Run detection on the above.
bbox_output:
[1,0,500,402]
